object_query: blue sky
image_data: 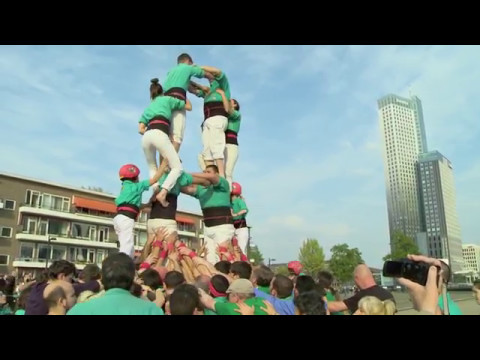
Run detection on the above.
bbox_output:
[1,45,479,267]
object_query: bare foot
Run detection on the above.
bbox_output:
[156,189,170,207]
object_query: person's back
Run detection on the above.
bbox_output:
[68,253,163,315]
[68,288,163,315]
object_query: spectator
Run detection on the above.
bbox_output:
[254,275,295,315]
[294,275,316,297]
[473,280,480,306]
[15,286,33,315]
[78,264,101,283]
[44,280,76,315]
[204,275,229,315]
[327,264,395,315]
[68,253,164,315]
[229,261,252,280]
[353,296,396,315]
[0,291,12,315]
[294,291,327,315]
[251,265,274,296]
[194,275,210,293]
[214,261,232,275]
[170,284,203,315]
[317,271,344,315]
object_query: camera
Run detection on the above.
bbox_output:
[382,259,440,286]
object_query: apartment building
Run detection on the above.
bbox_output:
[0,173,204,276]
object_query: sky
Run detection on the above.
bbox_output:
[1,45,479,268]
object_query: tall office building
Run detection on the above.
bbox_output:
[378,94,428,243]
[418,151,464,272]
[462,244,480,274]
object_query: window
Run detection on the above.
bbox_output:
[139,232,147,247]
[42,194,70,212]
[0,255,9,266]
[24,217,37,234]
[88,249,95,263]
[38,245,50,260]
[96,250,105,266]
[48,219,69,237]
[4,199,15,210]
[25,190,42,207]
[72,223,96,240]
[0,227,13,238]
[19,243,34,260]
[51,246,66,261]
[99,227,109,242]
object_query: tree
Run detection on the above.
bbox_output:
[298,239,325,276]
[275,265,290,276]
[247,245,264,265]
[328,243,364,284]
[383,231,420,261]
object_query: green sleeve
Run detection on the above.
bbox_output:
[214,301,238,315]
[140,102,156,124]
[238,199,248,213]
[213,177,230,192]
[139,115,149,125]
[178,173,193,187]
[169,97,186,111]
[229,110,241,122]
[137,179,151,192]
[191,65,205,78]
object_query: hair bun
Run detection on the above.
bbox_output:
[151,78,159,85]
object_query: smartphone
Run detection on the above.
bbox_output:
[382,259,440,286]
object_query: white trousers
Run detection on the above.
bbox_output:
[147,219,178,237]
[170,110,186,145]
[204,224,235,264]
[113,214,135,258]
[202,115,227,161]
[225,144,239,190]
[234,227,249,256]
[142,129,183,192]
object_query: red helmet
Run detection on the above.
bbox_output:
[119,164,140,180]
[287,261,303,276]
[231,182,242,196]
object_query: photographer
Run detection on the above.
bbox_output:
[397,255,460,315]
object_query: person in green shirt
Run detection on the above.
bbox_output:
[162,53,214,153]
[189,66,232,178]
[139,78,192,208]
[203,275,229,315]
[199,279,270,315]
[181,165,235,264]
[68,253,164,315]
[114,163,164,259]
[317,271,345,315]
[230,182,249,255]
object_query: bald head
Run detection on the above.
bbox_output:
[354,264,376,289]
[194,275,211,293]
[44,280,77,311]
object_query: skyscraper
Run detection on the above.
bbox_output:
[418,151,464,272]
[378,94,428,242]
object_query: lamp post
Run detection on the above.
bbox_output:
[268,258,276,268]
[45,236,57,270]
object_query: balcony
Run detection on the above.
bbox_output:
[12,258,98,270]
[16,233,118,249]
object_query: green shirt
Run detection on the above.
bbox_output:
[198,72,232,103]
[67,289,164,315]
[139,96,186,126]
[204,297,228,315]
[232,197,248,221]
[257,286,271,296]
[115,180,151,207]
[214,297,269,315]
[438,293,463,315]
[194,177,231,209]
[326,291,344,315]
[159,172,193,196]
[227,110,241,134]
[163,63,205,92]
[15,309,25,315]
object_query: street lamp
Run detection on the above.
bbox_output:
[268,258,276,268]
[45,236,57,270]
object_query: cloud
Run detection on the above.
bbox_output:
[1,45,479,269]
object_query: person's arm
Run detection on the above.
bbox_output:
[192,175,212,187]
[184,99,192,111]
[200,66,222,78]
[180,184,198,197]
[328,300,349,313]
[190,172,220,186]
[190,81,210,94]
[138,122,147,135]
[198,289,217,311]
[148,166,165,186]
[216,89,233,114]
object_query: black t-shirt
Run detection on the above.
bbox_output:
[343,285,395,314]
